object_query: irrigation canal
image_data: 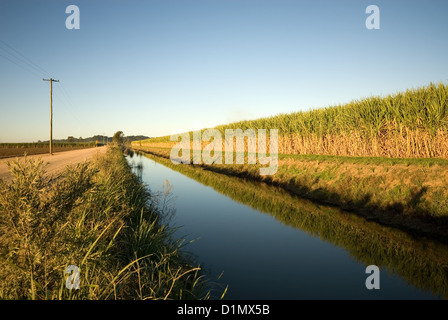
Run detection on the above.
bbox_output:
[126,152,448,299]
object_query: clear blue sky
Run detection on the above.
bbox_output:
[1,0,447,142]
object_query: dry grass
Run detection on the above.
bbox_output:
[0,146,212,300]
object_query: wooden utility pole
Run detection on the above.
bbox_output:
[43,78,59,155]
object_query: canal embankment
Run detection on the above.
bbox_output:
[131,145,448,244]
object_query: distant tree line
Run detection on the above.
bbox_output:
[45,134,149,145]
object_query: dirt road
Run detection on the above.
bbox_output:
[0,146,107,183]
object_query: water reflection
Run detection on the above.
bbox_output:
[126,149,144,181]
[127,151,448,299]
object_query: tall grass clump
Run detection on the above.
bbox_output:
[0,146,210,299]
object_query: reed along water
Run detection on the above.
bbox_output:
[126,152,448,299]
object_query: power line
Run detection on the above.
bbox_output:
[0,51,43,78]
[54,82,97,135]
[53,87,90,135]
[0,39,51,78]
[58,81,76,107]
[0,46,48,78]
[0,40,99,143]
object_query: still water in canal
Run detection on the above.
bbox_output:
[126,152,448,299]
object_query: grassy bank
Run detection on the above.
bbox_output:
[0,146,212,299]
[133,146,448,243]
